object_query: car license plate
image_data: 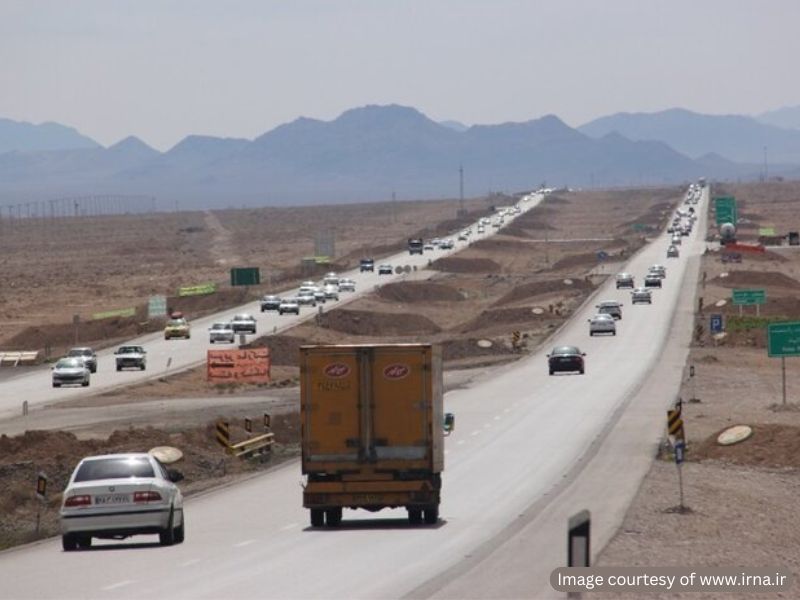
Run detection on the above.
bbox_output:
[94,494,131,505]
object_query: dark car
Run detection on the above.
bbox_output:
[644,275,662,289]
[547,345,586,375]
[360,258,375,272]
[66,347,97,373]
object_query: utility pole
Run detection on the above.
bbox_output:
[763,146,768,181]
[458,164,465,216]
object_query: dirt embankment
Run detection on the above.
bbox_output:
[430,257,501,273]
[376,281,465,303]
[711,270,800,290]
[319,309,441,336]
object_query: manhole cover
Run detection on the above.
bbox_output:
[532,307,545,315]
[149,446,183,464]
[476,339,493,348]
[717,425,753,446]
[715,299,727,307]
[563,279,573,285]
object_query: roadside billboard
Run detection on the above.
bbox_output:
[207,348,270,383]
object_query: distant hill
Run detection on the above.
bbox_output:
[0,118,100,153]
[0,104,791,209]
[579,108,800,164]
[757,105,800,131]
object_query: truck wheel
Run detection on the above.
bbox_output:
[407,508,422,525]
[325,508,342,527]
[141,364,146,371]
[77,535,92,549]
[159,508,176,546]
[423,506,439,524]
[310,509,325,527]
[116,365,122,371]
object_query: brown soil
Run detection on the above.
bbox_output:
[375,281,465,303]
[496,278,594,305]
[319,309,441,336]
[710,270,800,289]
[430,256,501,273]
[692,424,800,469]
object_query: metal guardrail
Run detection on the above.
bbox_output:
[0,351,39,366]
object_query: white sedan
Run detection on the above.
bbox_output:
[588,313,617,336]
[60,453,185,550]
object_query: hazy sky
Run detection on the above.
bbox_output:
[2,0,798,151]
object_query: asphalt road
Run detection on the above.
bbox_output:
[0,187,708,599]
[0,196,538,426]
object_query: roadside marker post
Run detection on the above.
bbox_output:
[263,413,271,430]
[215,420,231,448]
[666,399,688,512]
[244,417,252,433]
[35,473,47,535]
[567,510,591,599]
[688,365,698,403]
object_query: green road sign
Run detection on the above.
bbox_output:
[759,227,776,236]
[92,307,136,320]
[768,321,800,357]
[230,267,261,287]
[714,196,737,226]
[148,295,167,318]
[732,289,766,306]
[178,283,217,297]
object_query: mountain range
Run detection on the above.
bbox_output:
[1,104,799,209]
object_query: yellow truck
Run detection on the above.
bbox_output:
[300,344,446,527]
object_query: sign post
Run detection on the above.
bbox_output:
[710,314,724,334]
[767,321,800,406]
[732,289,766,317]
[714,196,738,226]
[667,398,687,511]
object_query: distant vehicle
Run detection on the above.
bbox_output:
[313,288,326,304]
[338,278,356,292]
[667,245,680,258]
[231,314,257,335]
[644,274,662,289]
[547,346,586,375]
[378,264,393,275]
[423,242,435,251]
[440,239,455,250]
[596,301,622,320]
[66,347,97,373]
[114,345,146,371]
[631,287,653,304]
[323,273,340,287]
[279,298,300,315]
[408,238,424,255]
[169,311,184,319]
[615,273,634,289]
[360,258,375,272]
[588,314,616,336]
[671,235,681,246]
[477,226,485,234]
[208,322,235,344]
[60,452,184,550]
[164,318,190,340]
[323,285,339,300]
[297,289,317,307]
[260,295,281,312]
[649,265,666,278]
[52,357,90,388]
[457,232,468,241]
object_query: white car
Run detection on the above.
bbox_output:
[60,453,184,550]
[230,313,257,335]
[323,273,340,287]
[279,298,300,315]
[588,313,616,336]
[338,278,356,292]
[323,284,339,300]
[52,357,90,388]
[297,289,317,306]
[378,264,393,275]
[440,239,455,250]
[114,345,147,371]
[631,287,653,304]
[208,322,235,344]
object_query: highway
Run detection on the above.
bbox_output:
[0,197,538,425]
[0,186,708,599]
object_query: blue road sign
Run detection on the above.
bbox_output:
[710,314,724,334]
[674,440,686,465]
[596,250,608,261]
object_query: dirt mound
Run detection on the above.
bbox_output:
[471,238,533,252]
[376,282,464,303]
[460,307,550,332]
[543,195,571,205]
[320,309,441,336]
[551,252,602,270]
[244,334,308,366]
[431,257,500,273]
[692,424,800,469]
[711,270,800,289]
[496,279,594,305]
[442,338,511,360]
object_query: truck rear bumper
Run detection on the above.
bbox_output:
[304,479,439,510]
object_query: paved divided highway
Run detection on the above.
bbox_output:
[0,187,708,599]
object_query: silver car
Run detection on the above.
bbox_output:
[67,347,97,373]
[279,298,300,315]
[60,453,184,550]
[323,284,339,300]
[588,313,617,336]
[615,273,634,289]
[297,289,317,307]
[338,278,356,292]
[230,313,257,335]
[114,345,146,371]
[208,322,235,344]
[52,357,90,388]
[631,287,653,304]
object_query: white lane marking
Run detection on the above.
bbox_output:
[503,408,511,413]
[180,559,201,567]
[233,539,256,548]
[457,440,466,445]
[470,430,481,437]
[279,523,298,532]
[494,416,501,421]
[483,423,491,429]
[102,580,134,591]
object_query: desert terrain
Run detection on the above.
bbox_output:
[0,186,681,550]
[595,180,800,598]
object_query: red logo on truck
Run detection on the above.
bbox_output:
[383,364,409,379]
[324,363,350,378]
